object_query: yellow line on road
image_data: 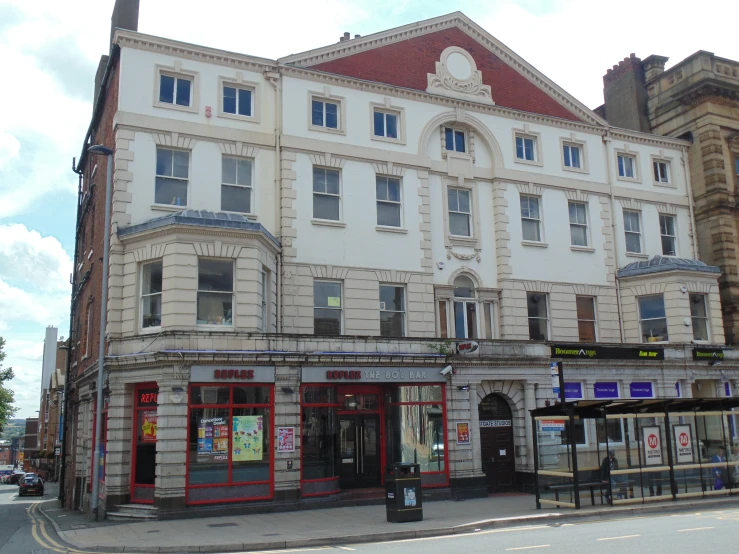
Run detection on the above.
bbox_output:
[678,527,715,532]
[596,534,641,541]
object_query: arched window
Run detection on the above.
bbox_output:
[453,275,477,339]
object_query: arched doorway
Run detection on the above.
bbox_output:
[478,394,515,493]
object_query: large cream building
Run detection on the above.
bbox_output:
[62,4,738,519]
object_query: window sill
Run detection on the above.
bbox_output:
[570,245,595,253]
[562,165,588,174]
[522,240,549,248]
[616,176,641,184]
[448,235,477,245]
[311,219,346,228]
[217,111,259,124]
[514,158,543,167]
[196,324,235,331]
[625,252,648,259]
[376,226,408,234]
[642,340,669,345]
[140,326,161,334]
[653,181,676,189]
[371,134,405,145]
[151,204,186,212]
[309,124,346,136]
[153,101,198,114]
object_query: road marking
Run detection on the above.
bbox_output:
[596,534,640,541]
[367,525,549,546]
[505,546,550,551]
[337,547,356,551]
[678,527,715,532]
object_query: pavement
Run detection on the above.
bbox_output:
[37,491,739,553]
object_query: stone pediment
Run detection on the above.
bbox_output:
[427,47,494,105]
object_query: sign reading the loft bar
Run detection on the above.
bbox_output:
[551,344,664,360]
[642,426,663,466]
[302,367,447,384]
[692,348,724,361]
[189,365,276,383]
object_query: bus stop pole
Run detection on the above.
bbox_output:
[663,405,677,500]
[532,414,541,509]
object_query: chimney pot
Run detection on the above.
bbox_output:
[344,32,350,39]
[630,53,636,58]
[354,34,360,39]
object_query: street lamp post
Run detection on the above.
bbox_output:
[87,144,114,519]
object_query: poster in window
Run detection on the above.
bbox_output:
[232,415,264,461]
[278,427,295,452]
[642,426,663,466]
[197,417,228,457]
[456,422,470,445]
[141,411,158,442]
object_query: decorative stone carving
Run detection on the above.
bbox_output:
[446,245,482,262]
[427,47,494,105]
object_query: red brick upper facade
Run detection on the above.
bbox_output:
[308,27,582,122]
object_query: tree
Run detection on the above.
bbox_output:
[0,337,17,434]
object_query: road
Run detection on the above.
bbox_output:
[0,482,57,554]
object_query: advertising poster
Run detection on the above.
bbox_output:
[232,415,263,461]
[642,426,663,466]
[456,422,470,445]
[278,427,295,452]
[141,411,158,442]
[198,417,229,460]
[540,419,566,432]
[673,424,694,464]
[404,487,417,507]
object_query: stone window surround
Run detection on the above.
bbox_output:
[379,282,407,337]
[519,192,547,248]
[153,62,199,114]
[313,278,344,334]
[512,125,543,167]
[568,200,592,250]
[220,154,255,217]
[658,212,678,257]
[153,145,191,211]
[650,153,674,188]
[217,75,260,123]
[622,207,645,258]
[441,177,481,249]
[370,98,406,145]
[575,295,599,342]
[526,291,550,341]
[196,257,236,330]
[615,146,641,183]
[308,87,346,135]
[559,135,589,174]
[433,273,500,339]
[311,165,345,227]
[374,173,405,232]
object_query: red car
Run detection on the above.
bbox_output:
[19,474,44,496]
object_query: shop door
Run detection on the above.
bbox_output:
[479,394,515,493]
[338,414,381,488]
[132,384,158,503]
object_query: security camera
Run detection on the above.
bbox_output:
[440,365,453,376]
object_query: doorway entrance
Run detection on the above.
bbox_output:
[338,414,381,488]
[131,383,158,503]
[479,393,515,493]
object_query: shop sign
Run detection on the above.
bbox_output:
[692,348,724,361]
[456,341,479,355]
[190,365,275,383]
[551,344,664,360]
[456,422,470,444]
[278,427,295,452]
[725,382,732,397]
[642,426,663,466]
[673,424,694,464]
[480,419,512,428]
[564,382,582,400]
[630,382,654,399]
[594,382,619,399]
[141,411,157,442]
[540,419,566,432]
[302,367,446,384]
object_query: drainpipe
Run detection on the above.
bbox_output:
[265,68,283,332]
[603,132,625,343]
[682,148,699,259]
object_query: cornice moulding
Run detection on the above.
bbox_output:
[117,224,281,253]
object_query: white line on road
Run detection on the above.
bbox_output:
[505,546,550,551]
[678,527,715,532]
[336,548,356,551]
[596,534,641,541]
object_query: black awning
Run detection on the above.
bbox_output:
[530,397,739,418]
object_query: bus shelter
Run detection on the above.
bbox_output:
[531,398,739,509]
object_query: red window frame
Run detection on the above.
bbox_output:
[130,382,158,504]
[186,383,274,505]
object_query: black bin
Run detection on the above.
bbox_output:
[385,462,423,522]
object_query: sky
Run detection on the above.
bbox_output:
[0,0,736,418]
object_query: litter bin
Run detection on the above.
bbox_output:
[385,462,423,522]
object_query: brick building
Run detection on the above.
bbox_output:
[61,1,738,520]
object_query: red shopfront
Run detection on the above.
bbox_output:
[300,367,449,497]
[186,365,275,505]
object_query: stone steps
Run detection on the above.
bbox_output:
[106,504,158,521]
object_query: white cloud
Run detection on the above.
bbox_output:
[0,224,72,292]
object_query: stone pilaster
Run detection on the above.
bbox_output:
[273,366,300,502]
[103,382,133,509]
[154,379,188,510]
[524,381,536,471]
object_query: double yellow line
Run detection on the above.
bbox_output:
[27,503,106,554]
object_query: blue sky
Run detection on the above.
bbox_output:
[0,0,735,418]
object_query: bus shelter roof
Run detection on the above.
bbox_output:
[530,397,739,419]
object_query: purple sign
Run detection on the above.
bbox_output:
[594,382,619,399]
[630,382,654,399]
[726,382,732,397]
[564,382,583,400]
[675,382,681,397]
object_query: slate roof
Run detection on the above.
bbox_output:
[117,210,281,248]
[617,255,720,278]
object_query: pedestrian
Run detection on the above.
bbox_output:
[731,445,739,487]
[710,446,727,490]
[601,449,624,503]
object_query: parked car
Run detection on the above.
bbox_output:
[19,474,43,496]
[7,472,25,485]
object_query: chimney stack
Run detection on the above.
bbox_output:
[110,0,140,47]
[339,31,351,42]
[601,53,651,133]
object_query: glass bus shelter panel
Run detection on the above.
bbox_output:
[633,414,670,502]
[724,411,739,490]
[695,412,730,495]
[535,418,576,508]
[669,413,704,498]
[603,416,641,503]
